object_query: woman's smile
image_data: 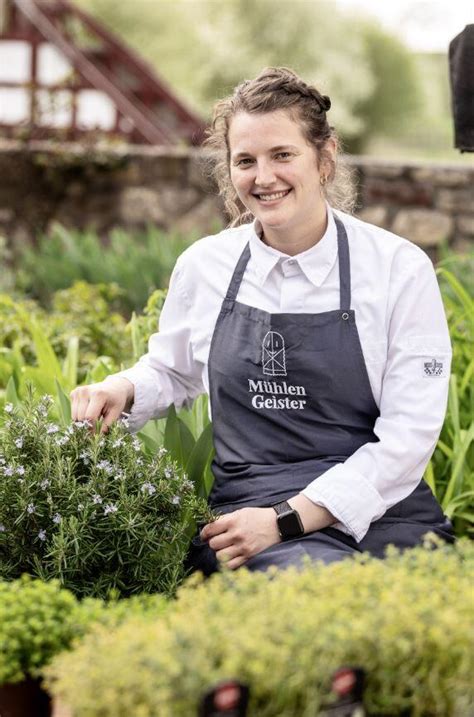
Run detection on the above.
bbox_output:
[253,188,292,204]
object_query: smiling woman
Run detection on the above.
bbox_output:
[71,66,454,577]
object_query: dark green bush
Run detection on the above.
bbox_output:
[0,392,212,597]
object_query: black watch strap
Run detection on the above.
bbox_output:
[272,500,292,516]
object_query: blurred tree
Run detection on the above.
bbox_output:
[75,0,421,153]
[347,20,423,153]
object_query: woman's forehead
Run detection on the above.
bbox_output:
[228,110,307,153]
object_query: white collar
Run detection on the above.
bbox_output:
[247,205,339,288]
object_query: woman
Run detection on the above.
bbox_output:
[71,67,454,575]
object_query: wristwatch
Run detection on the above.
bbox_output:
[272,501,305,541]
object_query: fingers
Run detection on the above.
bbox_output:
[70,383,127,430]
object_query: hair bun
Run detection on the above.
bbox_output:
[320,95,331,112]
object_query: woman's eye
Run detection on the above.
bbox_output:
[276,152,291,159]
[236,158,254,166]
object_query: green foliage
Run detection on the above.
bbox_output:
[0,390,213,597]
[75,0,422,151]
[47,539,474,716]
[15,223,194,314]
[347,21,422,153]
[0,576,78,685]
[0,575,169,685]
[0,282,129,394]
[427,253,474,537]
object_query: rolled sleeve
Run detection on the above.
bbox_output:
[302,246,452,541]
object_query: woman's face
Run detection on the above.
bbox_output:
[229,109,330,237]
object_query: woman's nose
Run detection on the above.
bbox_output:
[255,161,276,186]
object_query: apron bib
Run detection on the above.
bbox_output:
[185,215,453,576]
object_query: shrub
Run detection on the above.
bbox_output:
[0,575,169,686]
[47,539,474,717]
[15,224,195,314]
[0,391,213,597]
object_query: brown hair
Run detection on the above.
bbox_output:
[203,67,356,226]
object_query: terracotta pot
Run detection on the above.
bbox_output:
[0,677,51,717]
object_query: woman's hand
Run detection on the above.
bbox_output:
[70,377,134,432]
[200,507,281,570]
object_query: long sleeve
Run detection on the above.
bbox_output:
[111,258,205,433]
[301,247,452,542]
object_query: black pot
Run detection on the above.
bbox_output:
[0,677,51,717]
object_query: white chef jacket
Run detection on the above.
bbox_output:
[113,207,452,542]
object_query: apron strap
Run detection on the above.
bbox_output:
[222,242,251,307]
[334,215,351,311]
[223,214,351,311]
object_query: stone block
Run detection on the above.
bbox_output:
[173,196,225,237]
[360,163,405,179]
[355,205,389,228]
[363,179,433,207]
[410,167,473,186]
[437,188,474,212]
[118,187,166,226]
[391,209,453,247]
[456,215,474,237]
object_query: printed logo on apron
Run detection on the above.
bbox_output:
[262,331,287,376]
[246,330,308,411]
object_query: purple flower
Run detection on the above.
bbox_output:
[53,513,62,524]
[171,495,181,506]
[38,529,47,541]
[46,424,59,434]
[92,494,103,505]
[104,503,118,516]
[40,479,51,490]
[141,482,156,496]
[16,466,25,476]
[0,524,6,533]
[14,438,23,449]
[27,503,36,514]
[4,403,13,413]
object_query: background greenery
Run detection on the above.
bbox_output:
[0,229,472,539]
[75,0,468,162]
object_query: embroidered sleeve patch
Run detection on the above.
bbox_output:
[422,357,445,377]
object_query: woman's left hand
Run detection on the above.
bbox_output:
[200,507,281,570]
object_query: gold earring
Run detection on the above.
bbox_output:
[320,174,327,186]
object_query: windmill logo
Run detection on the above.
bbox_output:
[262,331,287,376]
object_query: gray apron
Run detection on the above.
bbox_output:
[185,215,454,576]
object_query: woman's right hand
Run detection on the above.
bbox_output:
[70,377,134,432]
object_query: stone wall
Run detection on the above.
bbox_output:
[0,140,473,256]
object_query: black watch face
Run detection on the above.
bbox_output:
[278,511,303,538]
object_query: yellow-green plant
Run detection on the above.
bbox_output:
[46,538,474,717]
[0,575,169,686]
[426,257,474,537]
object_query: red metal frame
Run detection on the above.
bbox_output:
[0,0,206,145]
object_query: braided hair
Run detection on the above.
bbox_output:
[203,67,355,226]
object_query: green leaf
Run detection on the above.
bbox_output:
[442,422,474,510]
[55,379,72,426]
[185,423,215,498]
[5,375,20,406]
[62,336,79,389]
[164,405,196,468]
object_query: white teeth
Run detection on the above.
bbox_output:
[258,190,289,202]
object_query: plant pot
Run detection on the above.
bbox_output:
[0,677,51,717]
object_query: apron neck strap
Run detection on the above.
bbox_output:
[334,214,351,311]
[223,213,352,310]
